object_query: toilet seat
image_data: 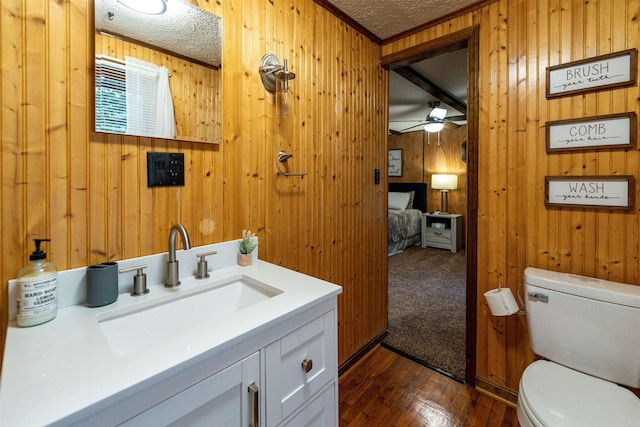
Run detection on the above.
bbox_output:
[518,360,640,426]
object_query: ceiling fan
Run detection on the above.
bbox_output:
[396,102,462,133]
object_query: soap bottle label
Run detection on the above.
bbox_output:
[17,276,58,318]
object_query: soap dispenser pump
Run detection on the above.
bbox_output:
[16,238,58,327]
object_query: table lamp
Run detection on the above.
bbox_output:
[431,174,458,214]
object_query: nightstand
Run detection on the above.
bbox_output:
[421,213,464,253]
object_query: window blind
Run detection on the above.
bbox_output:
[95,55,176,139]
[125,57,160,137]
[95,58,126,134]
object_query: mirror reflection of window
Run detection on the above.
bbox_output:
[94,0,222,143]
[95,56,177,139]
[124,57,176,138]
[95,56,126,134]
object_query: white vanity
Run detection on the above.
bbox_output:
[0,240,342,426]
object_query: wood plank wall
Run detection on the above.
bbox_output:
[0,0,386,369]
[383,0,640,391]
[388,126,468,218]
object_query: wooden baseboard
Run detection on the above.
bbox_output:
[475,376,519,407]
[338,330,388,376]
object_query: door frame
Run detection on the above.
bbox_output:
[381,25,479,386]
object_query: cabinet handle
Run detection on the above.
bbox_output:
[248,382,259,427]
[301,358,313,373]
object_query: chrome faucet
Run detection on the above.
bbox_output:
[165,223,191,287]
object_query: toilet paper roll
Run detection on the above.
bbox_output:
[484,287,519,316]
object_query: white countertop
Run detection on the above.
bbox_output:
[0,250,341,426]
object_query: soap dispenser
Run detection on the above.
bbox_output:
[16,238,58,327]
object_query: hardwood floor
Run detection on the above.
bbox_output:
[339,346,520,426]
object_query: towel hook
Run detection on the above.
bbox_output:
[276,151,308,178]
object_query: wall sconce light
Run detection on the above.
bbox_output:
[117,0,167,15]
[431,174,458,214]
[259,53,296,116]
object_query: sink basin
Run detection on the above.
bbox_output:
[97,275,283,357]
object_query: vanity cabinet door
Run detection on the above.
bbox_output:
[122,351,261,427]
[265,310,337,426]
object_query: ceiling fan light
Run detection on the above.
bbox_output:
[117,0,167,15]
[424,122,444,133]
[429,107,447,120]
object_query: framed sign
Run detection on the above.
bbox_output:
[546,49,637,98]
[546,112,637,152]
[545,176,635,210]
[388,149,402,177]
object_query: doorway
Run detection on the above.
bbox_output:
[381,26,479,386]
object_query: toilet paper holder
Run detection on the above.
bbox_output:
[503,281,528,314]
[484,282,526,316]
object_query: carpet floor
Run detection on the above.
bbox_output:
[383,245,467,381]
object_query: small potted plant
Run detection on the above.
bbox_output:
[238,229,258,266]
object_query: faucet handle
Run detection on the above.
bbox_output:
[195,251,217,279]
[119,264,149,296]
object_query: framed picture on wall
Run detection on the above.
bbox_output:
[546,112,637,152]
[545,175,635,210]
[388,149,402,177]
[546,49,637,98]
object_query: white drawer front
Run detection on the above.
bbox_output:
[426,229,451,244]
[266,310,336,425]
[281,381,336,427]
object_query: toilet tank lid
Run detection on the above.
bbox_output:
[525,267,640,308]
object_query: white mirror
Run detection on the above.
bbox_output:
[94,0,222,143]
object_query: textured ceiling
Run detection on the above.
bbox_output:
[95,0,222,67]
[325,0,477,133]
[326,0,483,39]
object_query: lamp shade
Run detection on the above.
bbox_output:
[431,174,458,190]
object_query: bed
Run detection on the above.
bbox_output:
[388,182,427,256]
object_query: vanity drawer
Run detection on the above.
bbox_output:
[266,310,337,426]
[280,381,337,427]
[426,228,452,245]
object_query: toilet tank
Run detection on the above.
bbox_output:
[524,267,640,388]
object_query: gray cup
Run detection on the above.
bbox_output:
[86,262,118,307]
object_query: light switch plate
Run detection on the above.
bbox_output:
[147,152,185,187]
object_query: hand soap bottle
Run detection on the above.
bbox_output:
[16,238,58,327]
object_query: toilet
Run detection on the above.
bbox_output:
[517,267,640,426]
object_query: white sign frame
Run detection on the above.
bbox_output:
[388,149,402,177]
[546,113,637,152]
[546,49,637,98]
[545,176,635,210]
